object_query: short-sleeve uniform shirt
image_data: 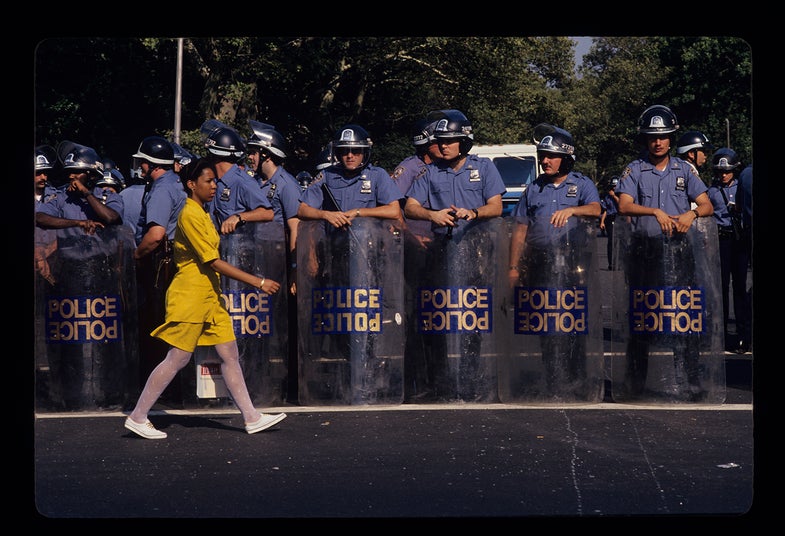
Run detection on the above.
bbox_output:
[616,156,707,237]
[300,164,401,211]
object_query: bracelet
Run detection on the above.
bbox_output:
[258,277,265,289]
[472,208,479,219]
[692,209,700,218]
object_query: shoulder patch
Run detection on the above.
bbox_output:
[391,166,404,180]
[621,167,632,180]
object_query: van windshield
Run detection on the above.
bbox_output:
[493,156,537,188]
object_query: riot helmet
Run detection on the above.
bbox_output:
[97,164,126,192]
[132,136,175,169]
[428,109,474,154]
[636,105,678,137]
[35,145,57,172]
[411,118,436,148]
[711,148,741,172]
[171,142,195,167]
[201,119,246,162]
[247,120,288,160]
[676,131,713,155]
[58,141,104,179]
[534,123,575,174]
[315,143,335,171]
[332,125,372,168]
[296,171,312,190]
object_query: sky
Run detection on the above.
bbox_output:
[571,36,593,67]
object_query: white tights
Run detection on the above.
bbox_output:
[128,341,261,425]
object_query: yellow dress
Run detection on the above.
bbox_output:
[150,197,236,351]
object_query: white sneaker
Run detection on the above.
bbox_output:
[125,417,167,439]
[245,413,287,434]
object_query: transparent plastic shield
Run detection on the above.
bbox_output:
[192,222,288,405]
[297,218,405,405]
[404,217,507,402]
[498,217,604,403]
[36,225,139,411]
[610,217,725,403]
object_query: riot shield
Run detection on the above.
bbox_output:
[404,217,507,402]
[610,217,725,403]
[36,225,139,411]
[192,221,288,406]
[297,218,405,405]
[498,217,604,403]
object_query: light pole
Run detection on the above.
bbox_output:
[174,38,184,144]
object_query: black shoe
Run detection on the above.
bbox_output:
[736,340,750,354]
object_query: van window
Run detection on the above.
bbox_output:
[493,156,537,188]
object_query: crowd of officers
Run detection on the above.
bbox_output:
[34,105,752,408]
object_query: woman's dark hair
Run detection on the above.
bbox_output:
[180,158,215,192]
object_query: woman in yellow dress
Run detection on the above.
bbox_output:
[124,158,286,439]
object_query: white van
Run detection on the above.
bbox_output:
[470,144,539,215]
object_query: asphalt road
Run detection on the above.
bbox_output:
[31,235,764,522]
[33,399,757,520]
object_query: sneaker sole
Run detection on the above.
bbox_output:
[246,414,287,434]
[124,419,167,440]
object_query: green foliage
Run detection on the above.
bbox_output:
[34,36,752,182]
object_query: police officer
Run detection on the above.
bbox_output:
[403,110,506,401]
[35,145,60,203]
[35,141,124,409]
[34,145,60,286]
[299,124,401,224]
[404,109,505,233]
[599,176,620,270]
[616,105,714,400]
[390,117,441,237]
[131,135,187,397]
[708,148,750,353]
[97,159,126,194]
[201,120,274,235]
[297,125,403,403]
[119,156,148,245]
[508,124,601,397]
[36,141,121,230]
[246,120,302,287]
[675,130,713,175]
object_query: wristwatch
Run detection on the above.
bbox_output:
[236,214,245,226]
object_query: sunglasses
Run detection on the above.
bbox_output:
[336,147,364,156]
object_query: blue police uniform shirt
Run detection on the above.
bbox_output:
[707,179,738,228]
[209,164,272,227]
[36,183,60,205]
[300,164,402,211]
[391,155,428,199]
[406,154,506,234]
[391,155,432,236]
[738,165,752,231]
[601,192,618,217]
[138,170,186,244]
[511,171,600,249]
[616,156,707,237]
[119,183,146,243]
[36,185,124,221]
[258,167,302,223]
